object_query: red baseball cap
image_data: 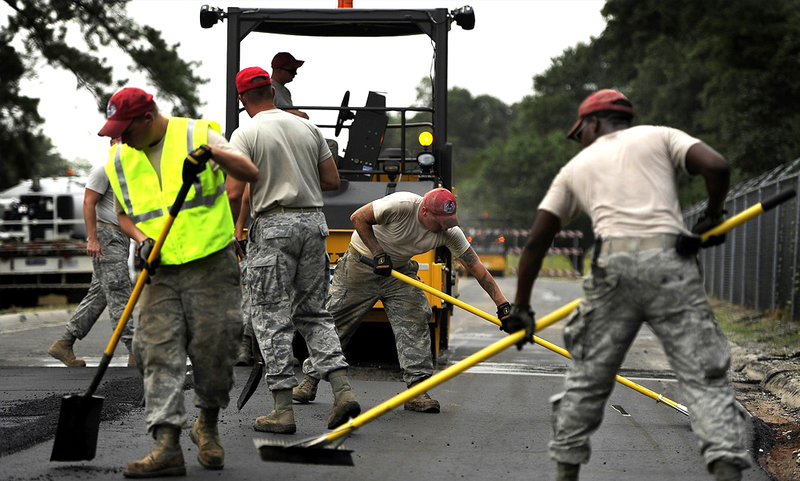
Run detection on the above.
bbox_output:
[566,89,635,140]
[236,67,272,94]
[271,52,305,70]
[422,188,459,229]
[97,88,156,138]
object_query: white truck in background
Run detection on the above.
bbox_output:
[0,175,92,308]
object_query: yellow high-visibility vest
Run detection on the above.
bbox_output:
[105,118,233,265]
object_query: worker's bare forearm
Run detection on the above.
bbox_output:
[118,213,147,243]
[356,226,383,255]
[685,143,730,216]
[514,210,561,307]
[351,204,384,255]
[234,185,251,240]
[459,248,508,305]
[514,246,545,307]
[213,147,259,182]
[226,177,246,222]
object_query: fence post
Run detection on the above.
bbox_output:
[755,188,762,310]
[793,176,800,321]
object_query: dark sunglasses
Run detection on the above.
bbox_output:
[573,117,594,142]
[280,67,298,75]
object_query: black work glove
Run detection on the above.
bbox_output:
[183,144,213,183]
[691,210,727,248]
[499,304,536,350]
[373,252,393,277]
[496,302,512,322]
[136,238,160,282]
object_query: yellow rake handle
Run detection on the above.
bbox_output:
[701,188,796,242]
[323,302,573,443]
[381,270,688,416]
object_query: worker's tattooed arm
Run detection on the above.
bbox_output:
[457,247,508,306]
[350,203,386,255]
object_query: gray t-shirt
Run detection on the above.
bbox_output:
[539,125,700,238]
[272,81,293,107]
[348,191,471,265]
[86,163,118,225]
[230,109,331,214]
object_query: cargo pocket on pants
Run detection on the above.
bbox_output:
[247,253,285,306]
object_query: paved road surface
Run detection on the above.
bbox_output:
[0,277,772,480]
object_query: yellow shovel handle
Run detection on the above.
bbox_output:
[103,214,175,356]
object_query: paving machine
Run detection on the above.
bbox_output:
[202,4,475,360]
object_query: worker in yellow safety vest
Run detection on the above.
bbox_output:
[99,86,259,478]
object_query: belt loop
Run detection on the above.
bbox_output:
[592,237,603,267]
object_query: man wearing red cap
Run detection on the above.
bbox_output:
[270,52,308,119]
[226,66,361,435]
[504,89,748,481]
[293,188,511,413]
[99,87,259,477]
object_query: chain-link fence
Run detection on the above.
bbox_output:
[683,159,800,322]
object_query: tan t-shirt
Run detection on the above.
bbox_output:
[229,109,331,214]
[348,191,471,265]
[114,126,237,213]
[538,126,700,238]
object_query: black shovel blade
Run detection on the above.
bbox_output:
[50,394,104,461]
[237,362,263,410]
[254,437,354,466]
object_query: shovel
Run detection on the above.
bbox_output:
[51,147,211,462]
[237,334,264,410]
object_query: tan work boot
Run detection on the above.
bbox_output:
[556,463,581,481]
[556,462,580,481]
[189,408,224,470]
[47,339,86,367]
[235,334,254,366]
[292,375,319,404]
[254,389,296,434]
[712,460,742,481]
[403,381,440,413]
[123,425,185,478]
[327,369,361,429]
[127,350,137,368]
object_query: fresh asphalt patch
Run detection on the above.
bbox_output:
[1,368,196,457]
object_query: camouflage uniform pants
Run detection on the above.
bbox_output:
[304,248,433,387]
[62,227,134,350]
[549,247,750,470]
[247,212,347,391]
[134,247,242,433]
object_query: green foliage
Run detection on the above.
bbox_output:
[459,0,800,232]
[0,0,207,189]
[382,79,514,191]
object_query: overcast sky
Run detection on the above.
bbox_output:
[12,0,607,166]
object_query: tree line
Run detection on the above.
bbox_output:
[1,0,205,190]
[4,0,799,236]
[452,0,800,229]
